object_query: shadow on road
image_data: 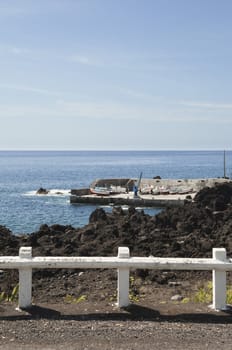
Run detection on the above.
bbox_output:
[1,303,232,324]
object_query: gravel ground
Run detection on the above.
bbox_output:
[1,294,232,350]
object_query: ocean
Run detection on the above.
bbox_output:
[0,150,230,235]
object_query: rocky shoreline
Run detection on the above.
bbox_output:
[1,182,232,295]
[2,181,232,256]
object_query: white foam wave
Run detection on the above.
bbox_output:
[23,190,37,196]
[48,189,71,196]
[23,189,71,197]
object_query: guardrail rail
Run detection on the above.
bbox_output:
[0,247,231,310]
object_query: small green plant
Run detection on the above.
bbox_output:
[109,292,117,302]
[129,292,139,302]
[194,281,212,303]
[109,276,140,303]
[64,294,87,304]
[9,284,19,302]
[194,281,232,304]
[181,297,190,304]
[0,284,19,303]
[226,287,232,304]
[0,291,6,302]
[129,276,139,302]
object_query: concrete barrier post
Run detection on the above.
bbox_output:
[18,247,32,309]
[212,248,227,310]
[117,247,130,307]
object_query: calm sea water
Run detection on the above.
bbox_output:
[0,150,231,234]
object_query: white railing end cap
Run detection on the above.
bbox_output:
[213,247,227,260]
[19,246,32,258]
[118,247,130,258]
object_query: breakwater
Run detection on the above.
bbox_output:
[70,177,231,208]
[70,192,185,208]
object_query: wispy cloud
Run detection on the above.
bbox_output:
[0,45,47,62]
[0,99,159,121]
[0,5,28,17]
[4,46,99,66]
[120,89,153,100]
[0,83,61,97]
[179,100,232,110]
[0,98,224,123]
[0,1,68,18]
[55,100,148,120]
[1,94,232,124]
[68,54,97,66]
[9,47,33,56]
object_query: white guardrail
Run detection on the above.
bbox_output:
[0,247,231,310]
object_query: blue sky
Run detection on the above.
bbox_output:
[0,0,232,150]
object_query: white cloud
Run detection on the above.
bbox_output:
[0,98,224,123]
[56,100,149,120]
[179,100,232,110]
[120,88,156,100]
[9,47,32,56]
[0,0,69,18]
[0,45,47,62]
[1,94,232,124]
[0,83,61,97]
[0,5,28,17]
[0,99,154,120]
[68,54,95,65]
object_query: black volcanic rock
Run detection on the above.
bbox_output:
[89,208,108,223]
[1,182,232,260]
[0,226,19,254]
[1,182,232,292]
[194,182,232,209]
[36,187,49,195]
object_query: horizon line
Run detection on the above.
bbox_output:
[0,148,230,152]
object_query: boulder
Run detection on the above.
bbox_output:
[36,187,49,195]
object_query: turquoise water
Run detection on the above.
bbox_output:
[0,150,230,234]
